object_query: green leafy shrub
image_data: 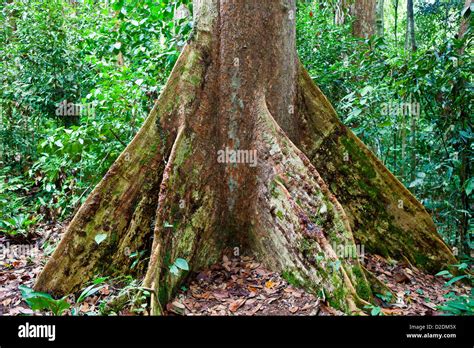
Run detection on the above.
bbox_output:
[19,285,70,316]
[436,262,474,315]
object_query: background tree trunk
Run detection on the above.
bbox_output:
[405,0,416,51]
[335,0,350,25]
[393,0,399,45]
[350,0,377,38]
[376,0,384,36]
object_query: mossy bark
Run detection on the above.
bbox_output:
[35,42,211,295]
[296,65,456,272]
[35,0,454,314]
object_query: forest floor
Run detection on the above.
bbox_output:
[0,221,470,316]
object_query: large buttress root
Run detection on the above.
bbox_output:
[141,93,371,314]
[34,43,211,295]
[249,95,370,312]
[142,126,224,315]
[296,65,456,272]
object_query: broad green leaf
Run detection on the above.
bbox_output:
[435,270,452,277]
[371,306,381,316]
[444,275,468,287]
[174,258,189,271]
[77,283,105,303]
[169,264,179,275]
[94,233,107,245]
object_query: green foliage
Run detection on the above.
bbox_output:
[94,233,108,245]
[169,257,189,276]
[435,262,472,286]
[364,304,384,316]
[0,0,472,261]
[96,275,151,315]
[297,0,473,253]
[439,289,474,315]
[19,285,70,315]
[129,250,147,270]
[1,0,192,233]
[375,291,393,303]
[435,262,474,315]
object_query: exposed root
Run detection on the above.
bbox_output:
[34,42,212,296]
[247,93,371,313]
[296,64,456,272]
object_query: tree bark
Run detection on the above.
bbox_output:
[350,0,377,38]
[393,0,399,45]
[35,0,455,315]
[405,0,416,51]
[335,0,350,25]
[335,0,378,38]
[376,0,384,36]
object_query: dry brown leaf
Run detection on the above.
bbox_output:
[229,298,246,312]
[289,306,299,313]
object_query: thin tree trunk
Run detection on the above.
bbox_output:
[376,0,384,36]
[393,0,399,45]
[335,0,350,25]
[401,111,406,180]
[405,0,416,51]
[410,111,416,182]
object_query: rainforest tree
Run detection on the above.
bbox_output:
[34,0,456,314]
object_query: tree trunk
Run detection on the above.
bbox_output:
[394,0,399,45]
[376,0,384,36]
[35,0,455,315]
[410,111,416,182]
[335,0,350,25]
[401,110,406,180]
[350,0,377,38]
[405,0,416,51]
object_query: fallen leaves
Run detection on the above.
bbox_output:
[166,255,325,316]
[265,280,275,289]
[1,218,470,318]
[394,269,411,284]
[229,298,246,312]
[0,221,66,316]
[289,306,299,313]
[364,254,471,316]
[167,301,186,315]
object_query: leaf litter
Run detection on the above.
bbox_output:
[0,222,470,316]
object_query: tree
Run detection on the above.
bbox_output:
[34,0,455,315]
[393,0,399,45]
[350,0,377,37]
[335,0,380,38]
[455,0,472,255]
[335,0,350,25]
[405,0,416,51]
[376,0,384,36]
